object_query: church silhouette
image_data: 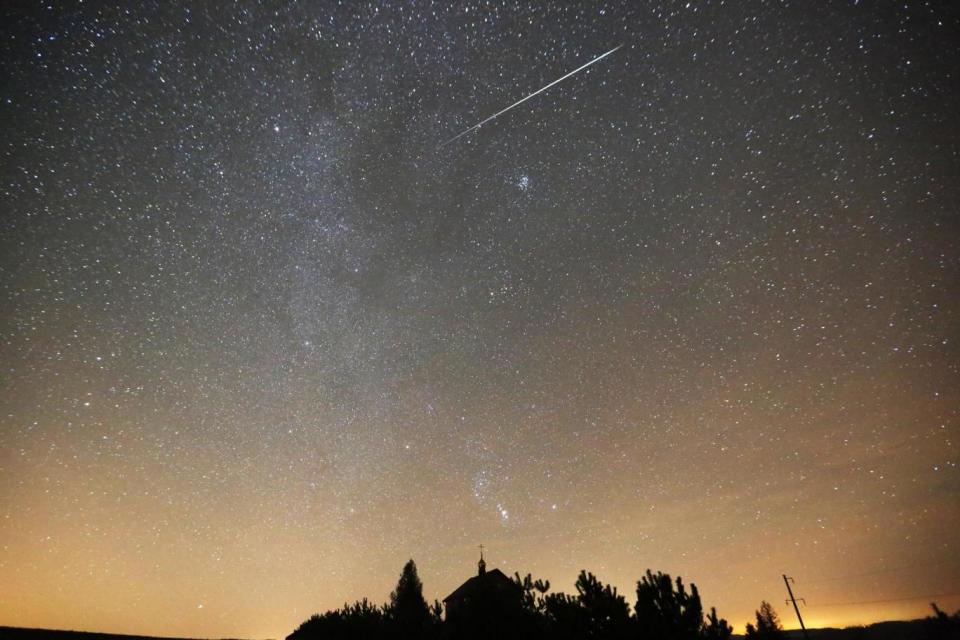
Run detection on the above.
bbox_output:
[442,548,524,638]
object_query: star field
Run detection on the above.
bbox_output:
[1,2,958,638]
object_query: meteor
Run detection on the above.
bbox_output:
[439,44,623,148]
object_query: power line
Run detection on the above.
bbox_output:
[803,560,958,585]
[807,592,960,608]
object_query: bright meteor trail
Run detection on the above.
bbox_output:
[439,44,623,148]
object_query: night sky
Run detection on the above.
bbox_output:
[1,2,959,638]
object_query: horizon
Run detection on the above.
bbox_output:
[1,2,958,640]
[0,559,955,639]
[2,557,957,639]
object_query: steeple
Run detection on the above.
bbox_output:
[478,544,486,576]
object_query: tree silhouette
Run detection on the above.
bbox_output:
[512,572,552,637]
[703,607,734,640]
[288,560,741,640]
[389,559,433,638]
[574,571,633,639]
[745,601,784,640]
[544,591,586,640]
[513,572,551,614]
[924,603,960,640]
[541,571,633,640]
[635,570,704,640]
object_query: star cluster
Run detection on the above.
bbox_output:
[1,2,958,638]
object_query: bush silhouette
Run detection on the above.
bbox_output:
[287,597,387,640]
[703,606,734,640]
[924,603,960,640]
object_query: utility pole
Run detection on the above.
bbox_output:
[782,574,809,640]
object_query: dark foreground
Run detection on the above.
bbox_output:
[780,619,952,640]
[0,618,952,640]
[0,628,262,640]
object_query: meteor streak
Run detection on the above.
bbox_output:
[439,44,623,148]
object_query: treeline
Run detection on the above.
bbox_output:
[288,560,960,640]
[287,560,775,640]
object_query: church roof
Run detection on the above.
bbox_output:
[443,568,520,603]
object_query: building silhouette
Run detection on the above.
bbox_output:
[443,549,523,637]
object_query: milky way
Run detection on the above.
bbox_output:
[1,3,958,638]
